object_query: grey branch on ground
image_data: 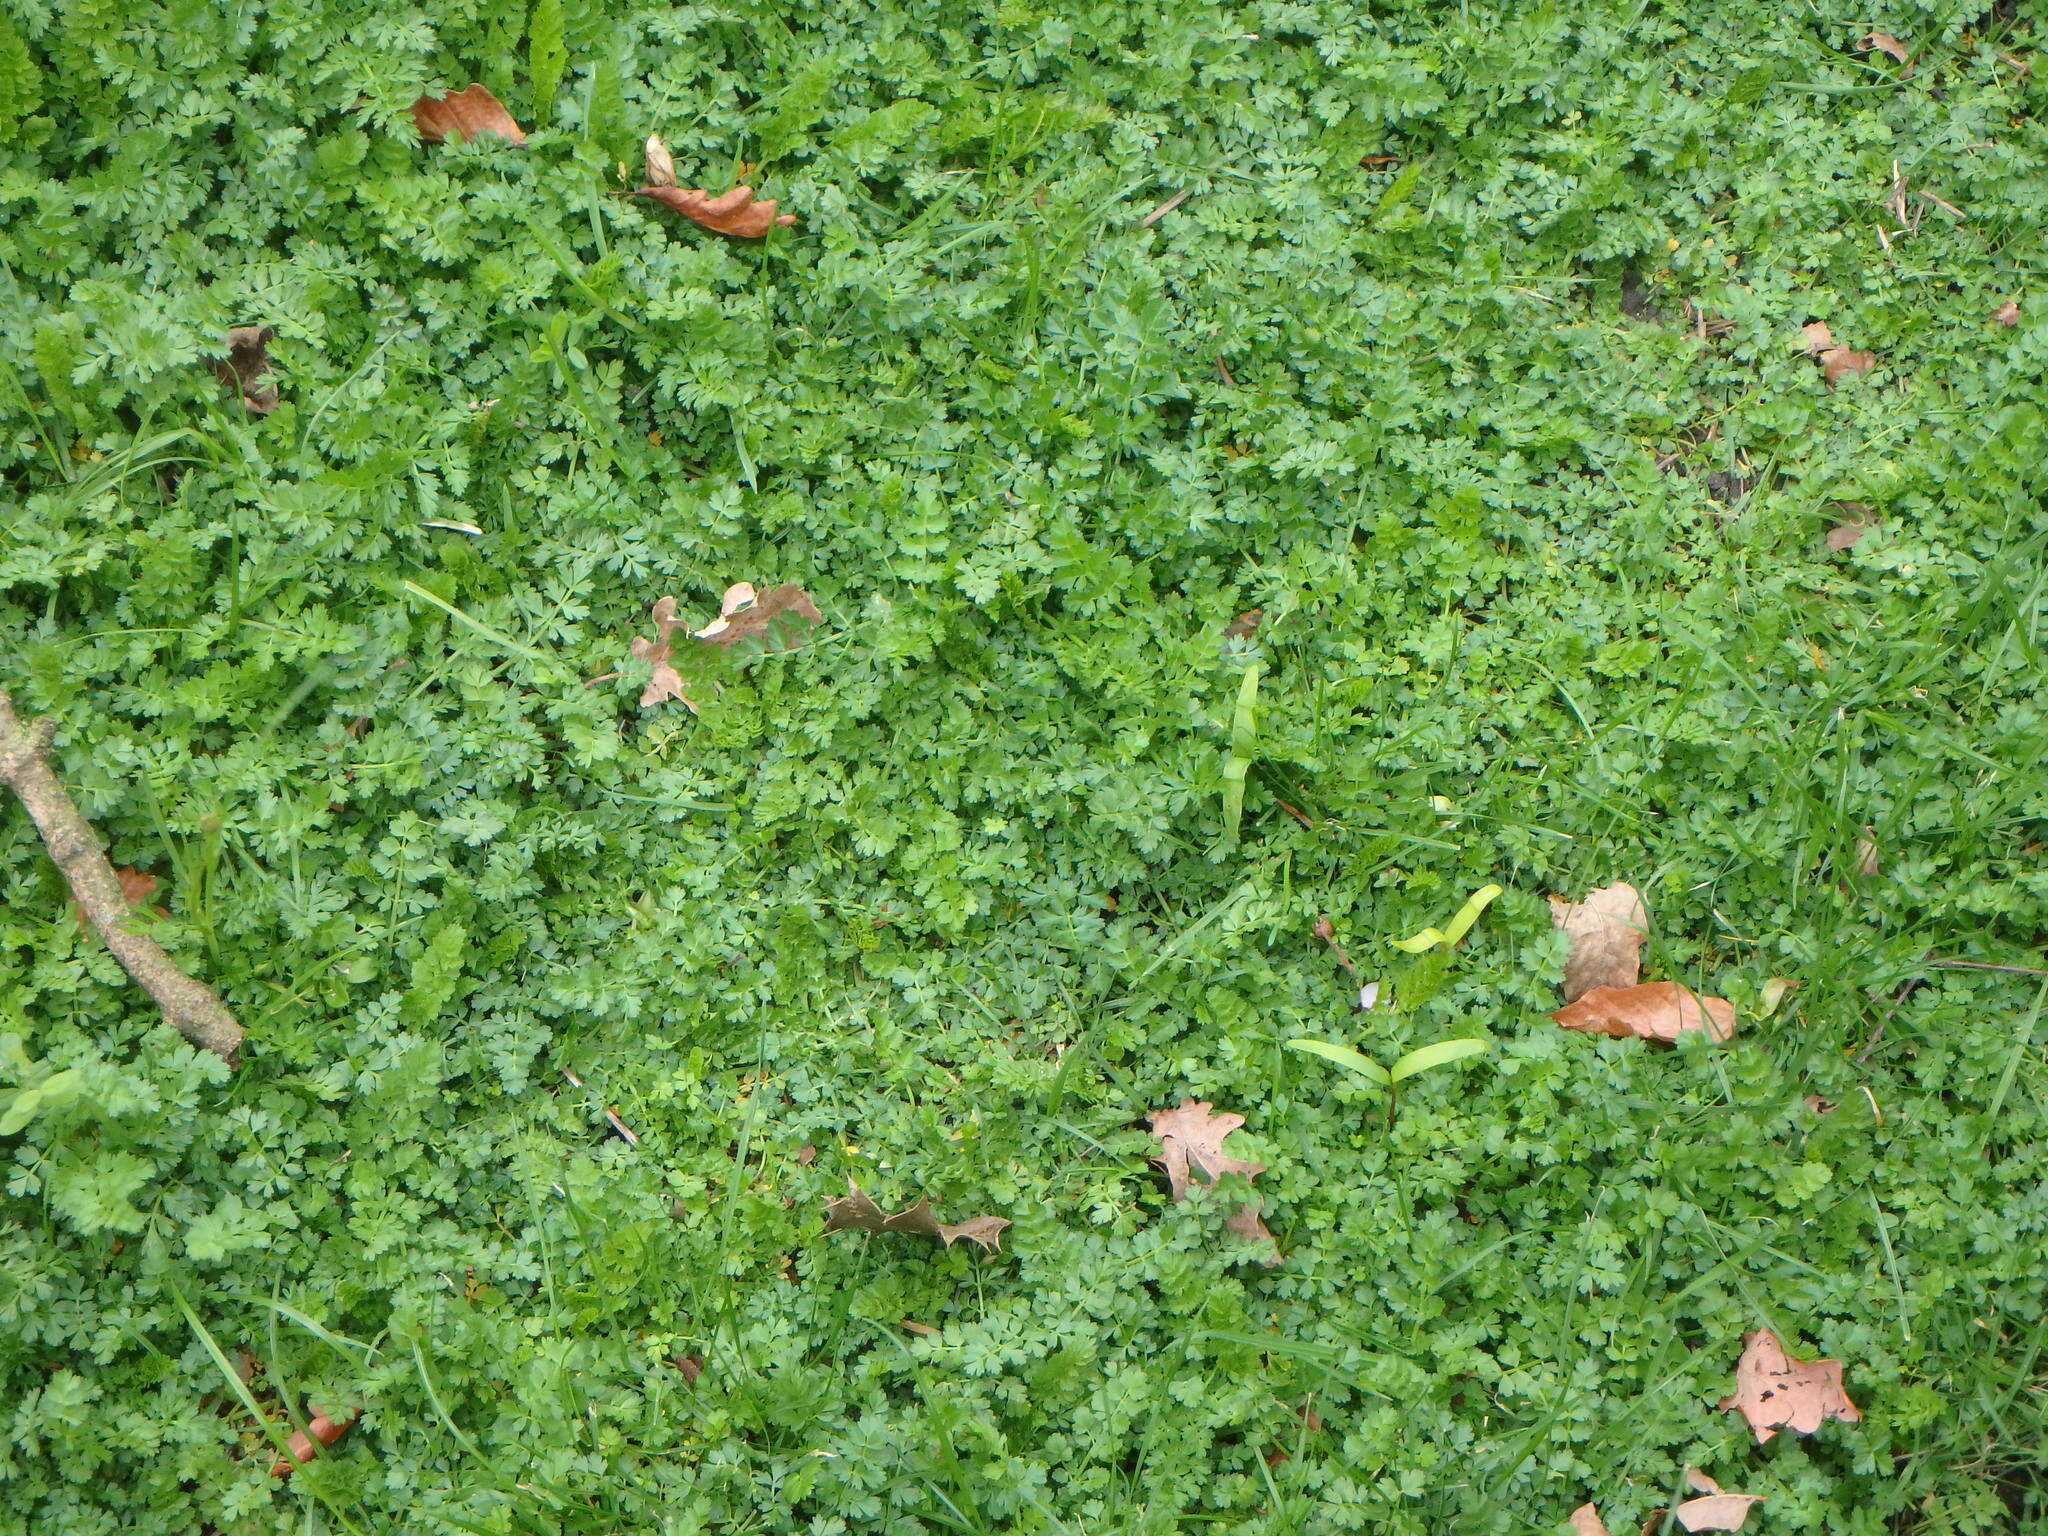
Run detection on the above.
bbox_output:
[0,691,243,1063]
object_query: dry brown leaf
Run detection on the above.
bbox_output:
[692,582,822,651]
[410,84,527,145]
[1673,1469,1764,1533]
[211,327,278,414]
[1825,512,1875,551]
[632,184,795,238]
[1858,31,1910,65]
[643,133,677,189]
[1821,347,1877,385]
[1548,882,1648,1002]
[1569,1503,1611,1536]
[1552,982,1736,1044]
[629,596,695,710]
[75,866,160,927]
[1147,1099,1278,1264]
[1993,299,2021,326]
[1800,321,1835,354]
[822,1177,1010,1251]
[1718,1328,1862,1443]
[1803,1093,1836,1114]
[1223,608,1265,639]
[1854,828,1881,877]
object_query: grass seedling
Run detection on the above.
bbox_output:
[1287,1034,1491,1128]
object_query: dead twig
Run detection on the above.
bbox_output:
[0,691,243,1062]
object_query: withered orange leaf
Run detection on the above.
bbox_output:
[211,327,278,414]
[1821,347,1877,385]
[1147,1099,1279,1264]
[269,1407,357,1479]
[411,84,526,145]
[1718,1328,1862,1443]
[1675,1470,1763,1533]
[1548,881,1647,1002]
[632,184,795,238]
[1825,506,1875,551]
[692,582,822,651]
[1223,608,1264,639]
[1857,31,1910,65]
[823,1177,1010,1251]
[1993,299,2021,326]
[76,865,161,927]
[1568,1503,1610,1536]
[628,596,695,710]
[1552,982,1735,1044]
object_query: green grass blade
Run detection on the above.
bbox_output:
[1388,1037,1490,1082]
[1286,1037,1390,1084]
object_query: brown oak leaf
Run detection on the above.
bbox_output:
[410,84,526,145]
[1552,982,1735,1044]
[692,582,822,651]
[822,1177,1009,1251]
[1147,1099,1279,1264]
[212,327,278,414]
[1718,1328,1862,1443]
[1548,881,1648,1002]
[1857,31,1910,65]
[632,184,795,238]
[629,596,694,710]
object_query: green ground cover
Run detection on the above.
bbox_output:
[4,1,2048,1531]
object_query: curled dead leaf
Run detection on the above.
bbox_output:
[1719,1328,1861,1443]
[1674,1470,1763,1533]
[212,327,278,414]
[1548,881,1648,1002]
[693,582,823,651]
[1857,31,1910,66]
[1993,299,2021,326]
[1223,608,1264,639]
[269,1407,358,1479]
[1825,510,1875,551]
[644,133,677,189]
[822,1178,1010,1252]
[1821,347,1877,385]
[1758,977,1800,1017]
[632,184,795,238]
[1552,982,1735,1044]
[1854,828,1881,878]
[410,84,527,145]
[1568,1503,1611,1536]
[629,597,695,710]
[1800,321,1835,354]
[1147,1098,1279,1264]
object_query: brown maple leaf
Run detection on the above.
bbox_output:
[632,184,795,238]
[692,582,823,651]
[1718,1328,1862,1443]
[629,596,694,710]
[1993,299,2021,326]
[411,84,527,145]
[822,1177,1010,1251]
[1552,982,1735,1044]
[1857,31,1910,66]
[1147,1099,1280,1264]
[1548,882,1647,1002]
[211,327,278,414]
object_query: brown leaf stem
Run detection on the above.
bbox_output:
[0,691,243,1063]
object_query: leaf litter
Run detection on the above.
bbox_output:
[410,84,526,145]
[822,1177,1010,1252]
[1549,881,1647,1001]
[1719,1328,1862,1442]
[1147,1099,1280,1264]
[1553,982,1736,1044]
[630,139,794,238]
[212,327,278,414]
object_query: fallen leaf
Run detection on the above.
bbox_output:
[1313,915,1360,979]
[1858,31,1910,65]
[632,184,795,238]
[822,1177,1010,1252]
[1802,1094,1836,1114]
[211,327,278,414]
[1993,299,2021,326]
[671,1352,704,1383]
[1820,347,1877,386]
[77,866,161,927]
[1674,1469,1763,1532]
[1759,977,1800,1017]
[1825,510,1875,551]
[692,582,823,652]
[1223,608,1264,639]
[1569,1505,1611,1536]
[1854,828,1881,877]
[1147,1099,1279,1264]
[1548,881,1648,1002]
[794,1143,816,1165]
[1552,982,1736,1044]
[1718,1328,1862,1442]
[410,84,527,145]
[1147,1099,1265,1200]
[1800,321,1835,354]
[269,1407,357,1479]
[629,596,695,710]
[643,133,676,189]
[899,1319,942,1337]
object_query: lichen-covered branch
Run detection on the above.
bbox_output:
[0,691,242,1063]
